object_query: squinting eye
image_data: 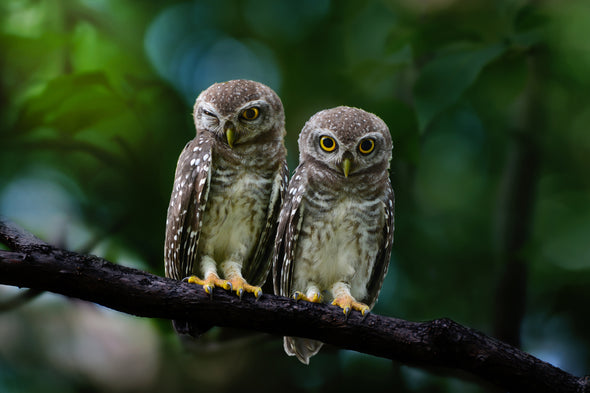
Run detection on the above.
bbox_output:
[241,107,260,121]
[319,136,337,152]
[202,109,216,117]
[359,138,375,154]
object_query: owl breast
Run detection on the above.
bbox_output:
[293,195,385,302]
[197,166,272,270]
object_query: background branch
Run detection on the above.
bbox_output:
[0,220,588,393]
[493,54,543,348]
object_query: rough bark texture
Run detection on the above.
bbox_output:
[1,220,588,393]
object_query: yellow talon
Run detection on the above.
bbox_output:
[187,275,203,285]
[332,295,369,317]
[310,292,322,303]
[292,291,322,303]
[292,291,305,301]
[228,277,262,299]
[187,274,231,296]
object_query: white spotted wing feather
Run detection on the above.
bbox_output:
[164,133,213,281]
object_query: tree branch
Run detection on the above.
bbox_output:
[0,220,588,393]
[493,54,543,348]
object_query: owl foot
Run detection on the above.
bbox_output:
[331,295,370,319]
[292,291,322,303]
[186,274,231,299]
[228,277,262,299]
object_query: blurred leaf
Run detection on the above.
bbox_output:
[414,42,506,132]
[71,22,153,79]
[0,33,64,82]
[511,29,543,49]
[348,44,413,98]
[375,98,420,164]
[15,72,125,134]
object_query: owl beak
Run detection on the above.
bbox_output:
[225,127,236,148]
[342,158,352,178]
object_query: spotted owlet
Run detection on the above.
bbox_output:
[273,106,394,364]
[165,80,288,335]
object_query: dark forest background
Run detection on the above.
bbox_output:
[1,1,589,392]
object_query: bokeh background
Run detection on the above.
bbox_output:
[1,0,589,392]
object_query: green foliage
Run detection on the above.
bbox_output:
[414,42,505,132]
[1,0,589,392]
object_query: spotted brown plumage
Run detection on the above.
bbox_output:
[273,106,394,364]
[165,80,288,335]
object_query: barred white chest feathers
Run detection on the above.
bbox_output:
[293,195,385,303]
[197,166,272,272]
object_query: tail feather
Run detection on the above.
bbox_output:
[172,320,212,338]
[284,336,323,365]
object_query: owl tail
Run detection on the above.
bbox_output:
[284,336,324,365]
[172,319,213,338]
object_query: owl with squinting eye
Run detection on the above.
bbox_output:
[164,80,288,336]
[273,106,394,364]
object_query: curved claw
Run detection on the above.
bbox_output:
[228,277,262,300]
[310,292,322,303]
[186,274,231,299]
[342,306,351,316]
[360,310,370,321]
[293,291,322,303]
[332,295,369,319]
[292,291,305,301]
[204,284,214,300]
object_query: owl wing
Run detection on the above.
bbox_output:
[164,133,213,281]
[272,165,306,297]
[365,178,395,309]
[244,159,290,286]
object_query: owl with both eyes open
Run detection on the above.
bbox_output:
[273,106,395,364]
[164,80,288,335]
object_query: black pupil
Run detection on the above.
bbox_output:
[245,108,256,118]
[361,140,372,151]
[323,138,334,148]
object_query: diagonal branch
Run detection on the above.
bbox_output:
[0,220,588,393]
[0,220,50,250]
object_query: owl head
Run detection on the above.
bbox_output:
[298,106,392,179]
[193,79,285,148]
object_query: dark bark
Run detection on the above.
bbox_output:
[1,220,588,393]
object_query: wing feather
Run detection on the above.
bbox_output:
[164,134,213,280]
[272,165,306,297]
[244,159,289,286]
[365,178,395,308]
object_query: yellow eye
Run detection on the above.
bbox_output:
[319,136,337,152]
[241,107,260,121]
[359,138,375,154]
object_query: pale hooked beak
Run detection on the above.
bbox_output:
[342,157,352,178]
[224,123,236,148]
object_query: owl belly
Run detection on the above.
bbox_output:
[197,173,271,269]
[294,198,384,302]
